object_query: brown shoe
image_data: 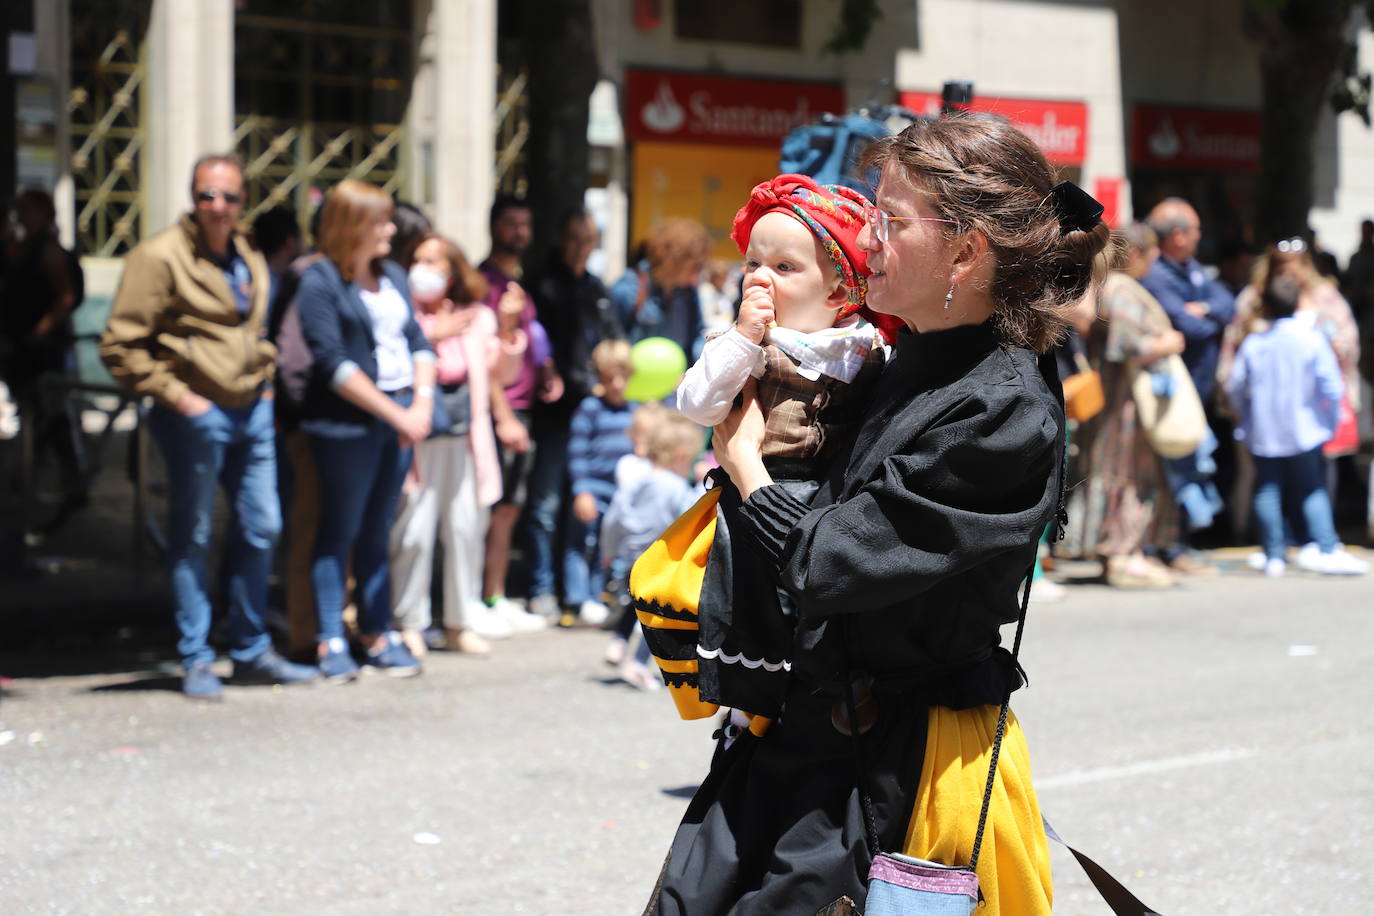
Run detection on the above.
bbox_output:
[1105,555,1176,589]
[444,627,491,656]
[399,629,428,659]
[1168,553,1219,576]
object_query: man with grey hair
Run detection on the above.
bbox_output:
[102,153,318,698]
[1139,197,1236,571]
[1140,197,1236,406]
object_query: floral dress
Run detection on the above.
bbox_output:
[1062,271,1180,558]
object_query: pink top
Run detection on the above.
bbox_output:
[418,304,522,506]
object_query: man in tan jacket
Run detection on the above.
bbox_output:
[102,153,317,698]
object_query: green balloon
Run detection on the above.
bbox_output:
[625,336,688,402]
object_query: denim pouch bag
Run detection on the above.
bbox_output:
[864,853,979,915]
[835,569,1033,916]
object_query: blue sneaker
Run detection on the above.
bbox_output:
[364,632,422,678]
[230,648,320,686]
[319,637,360,683]
[182,662,223,701]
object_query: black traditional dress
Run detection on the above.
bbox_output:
[649,322,1064,916]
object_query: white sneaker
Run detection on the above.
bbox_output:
[466,603,514,640]
[1314,548,1368,576]
[1245,550,1268,571]
[1027,579,1065,603]
[579,600,611,626]
[527,593,560,620]
[1295,542,1325,572]
[496,598,548,633]
[1264,558,1286,578]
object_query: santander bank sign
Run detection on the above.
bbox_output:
[899,91,1088,167]
[626,69,846,147]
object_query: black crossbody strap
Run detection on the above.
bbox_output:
[840,562,1032,862]
[1042,817,1165,916]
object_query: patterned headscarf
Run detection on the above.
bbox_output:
[730,173,901,342]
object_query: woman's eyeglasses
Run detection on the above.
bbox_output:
[1275,237,1307,254]
[863,204,956,244]
[195,189,243,205]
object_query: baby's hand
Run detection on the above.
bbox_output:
[735,285,775,344]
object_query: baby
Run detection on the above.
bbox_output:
[643,174,895,721]
[677,174,895,459]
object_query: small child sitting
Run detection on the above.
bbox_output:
[640,174,896,720]
[600,410,705,688]
[564,340,639,626]
[1226,275,1366,577]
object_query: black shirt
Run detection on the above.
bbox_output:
[736,322,1065,700]
[530,255,623,419]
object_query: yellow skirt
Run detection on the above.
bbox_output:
[902,706,1053,916]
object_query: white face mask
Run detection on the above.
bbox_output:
[408,264,450,304]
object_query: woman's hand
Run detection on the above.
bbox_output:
[495,416,530,453]
[392,402,432,449]
[1145,329,1186,364]
[497,282,526,335]
[427,305,477,342]
[713,378,771,499]
[572,492,599,524]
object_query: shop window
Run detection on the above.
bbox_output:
[675,0,802,48]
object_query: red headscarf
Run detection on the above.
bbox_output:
[730,173,902,343]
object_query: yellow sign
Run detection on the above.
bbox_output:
[630,141,780,261]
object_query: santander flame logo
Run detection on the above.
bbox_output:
[1148,117,1181,160]
[642,82,685,133]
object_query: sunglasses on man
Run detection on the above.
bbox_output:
[195,189,243,205]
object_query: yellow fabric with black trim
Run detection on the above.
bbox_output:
[629,487,721,720]
[902,705,1053,916]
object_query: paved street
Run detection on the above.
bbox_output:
[1,556,1370,915]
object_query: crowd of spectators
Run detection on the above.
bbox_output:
[4,161,1372,693]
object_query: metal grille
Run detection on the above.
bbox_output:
[495,66,529,197]
[233,6,411,230]
[68,0,148,257]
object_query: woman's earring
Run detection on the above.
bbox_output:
[944,284,956,311]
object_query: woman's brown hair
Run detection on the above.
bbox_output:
[316,179,394,282]
[412,231,490,303]
[859,111,1111,353]
[646,218,711,289]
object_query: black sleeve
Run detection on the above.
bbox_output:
[736,384,1059,618]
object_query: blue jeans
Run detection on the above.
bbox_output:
[523,419,571,598]
[1252,447,1339,560]
[307,410,412,642]
[563,491,610,606]
[149,398,281,667]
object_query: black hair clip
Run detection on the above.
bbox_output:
[1049,180,1104,233]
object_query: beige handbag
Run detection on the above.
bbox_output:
[1133,354,1207,458]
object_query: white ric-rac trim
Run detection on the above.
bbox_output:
[696,645,792,673]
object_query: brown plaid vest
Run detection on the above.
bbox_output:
[757,340,886,460]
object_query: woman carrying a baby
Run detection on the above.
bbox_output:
[643,113,1108,916]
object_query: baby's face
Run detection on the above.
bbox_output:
[743,211,846,334]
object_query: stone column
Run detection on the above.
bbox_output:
[409,0,496,259]
[142,0,234,236]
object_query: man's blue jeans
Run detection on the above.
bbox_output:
[1252,447,1339,560]
[149,397,280,668]
[563,491,610,606]
[307,416,412,642]
[523,419,570,599]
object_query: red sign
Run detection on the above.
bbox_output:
[898,91,1089,167]
[1130,104,1260,172]
[1093,177,1124,228]
[625,68,846,147]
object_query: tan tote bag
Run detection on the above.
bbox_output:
[1132,353,1207,458]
